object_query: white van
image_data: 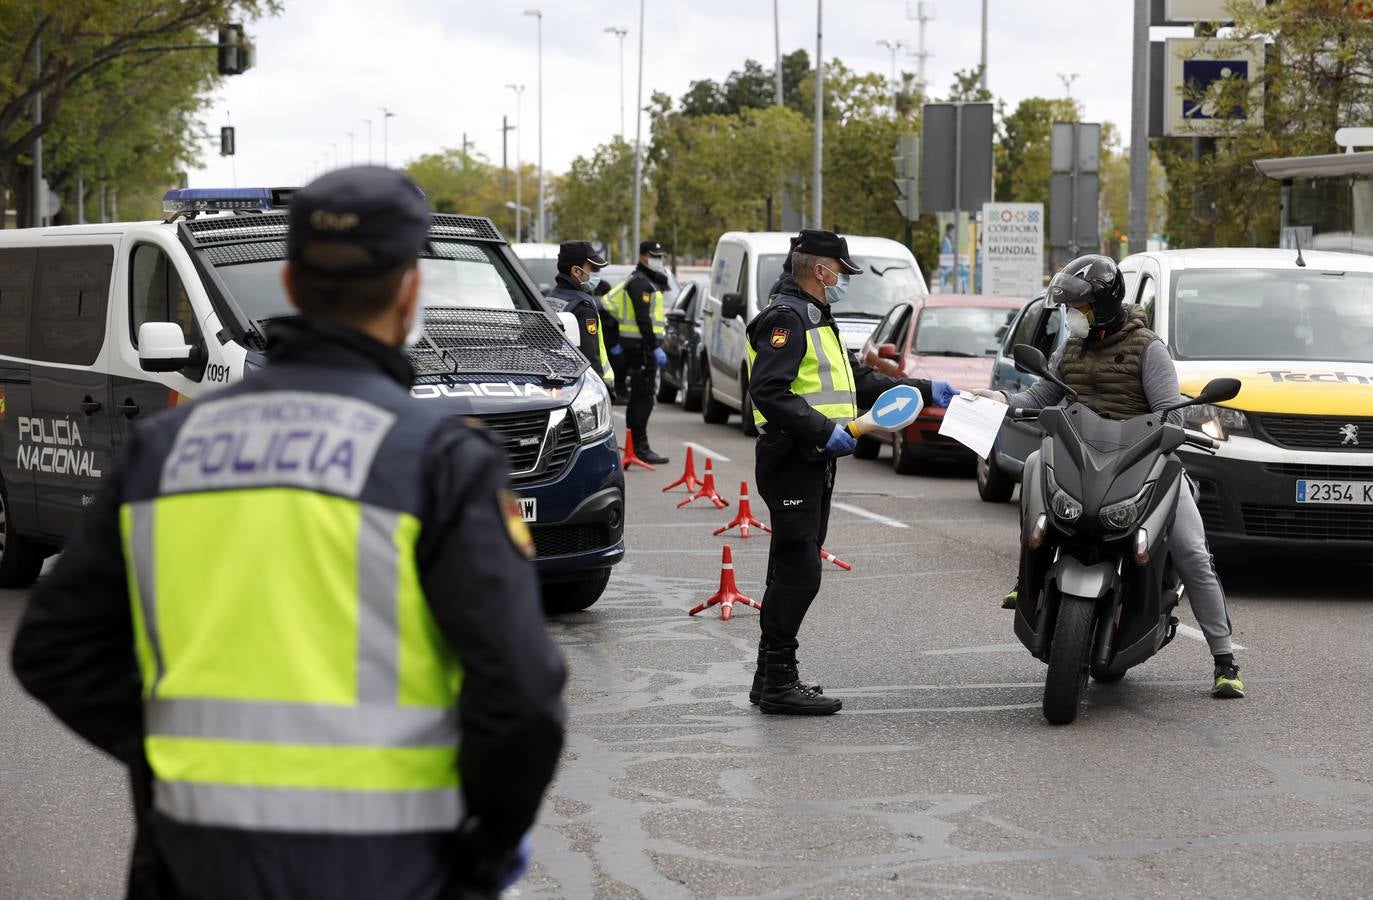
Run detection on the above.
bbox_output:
[698,231,927,432]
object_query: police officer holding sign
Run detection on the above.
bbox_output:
[606,239,672,464]
[11,167,567,899]
[546,240,615,389]
[746,229,956,715]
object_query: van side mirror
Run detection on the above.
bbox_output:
[721,292,745,320]
[138,322,196,373]
[557,311,579,338]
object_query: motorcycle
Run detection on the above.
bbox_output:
[1007,344,1241,725]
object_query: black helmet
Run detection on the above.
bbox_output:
[1046,254,1127,330]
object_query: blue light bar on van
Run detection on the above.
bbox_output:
[162,187,296,215]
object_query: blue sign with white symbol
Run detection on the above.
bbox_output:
[1182,59,1249,121]
[868,384,925,430]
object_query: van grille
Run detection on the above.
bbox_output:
[531,524,611,558]
[1255,414,1373,451]
[1241,504,1373,542]
[469,410,580,486]
[1265,463,1373,480]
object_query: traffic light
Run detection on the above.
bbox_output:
[217,24,254,76]
[892,135,919,221]
[220,126,236,156]
[893,178,918,221]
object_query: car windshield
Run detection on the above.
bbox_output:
[757,254,923,318]
[915,306,1018,357]
[518,257,560,294]
[1172,269,1373,363]
[213,241,539,323]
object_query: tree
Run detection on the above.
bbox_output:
[679,49,812,117]
[552,138,638,261]
[406,150,540,242]
[946,67,992,103]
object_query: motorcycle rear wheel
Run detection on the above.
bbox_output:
[1043,596,1095,725]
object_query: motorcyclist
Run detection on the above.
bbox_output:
[974,255,1244,699]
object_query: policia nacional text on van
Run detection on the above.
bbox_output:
[745,229,956,715]
[12,167,567,900]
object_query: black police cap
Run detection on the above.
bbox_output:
[793,228,863,275]
[557,240,608,273]
[288,166,430,278]
[639,239,665,257]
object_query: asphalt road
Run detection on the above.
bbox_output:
[4,400,1373,898]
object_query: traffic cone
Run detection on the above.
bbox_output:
[676,458,730,509]
[622,429,656,471]
[689,545,761,621]
[662,445,703,493]
[713,481,771,538]
[820,547,852,571]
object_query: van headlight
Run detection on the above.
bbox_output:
[1100,484,1155,531]
[570,372,612,442]
[1045,467,1082,522]
[1181,402,1250,441]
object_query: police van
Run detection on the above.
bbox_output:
[0,188,623,610]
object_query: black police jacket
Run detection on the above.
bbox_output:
[747,275,933,447]
[547,272,604,371]
[620,262,670,348]
[10,316,567,900]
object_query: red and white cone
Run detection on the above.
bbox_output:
[676,458,730,509]
[621,429,656,471]
[662,445,703,493]
[713,481,771,538]
[820,547,852,571]
[689,545,761,621]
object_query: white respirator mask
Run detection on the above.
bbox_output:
[1065,307,1090,340]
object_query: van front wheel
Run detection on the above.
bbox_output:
[0,484,45,589]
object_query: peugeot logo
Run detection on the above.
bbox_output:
[1340,424,1359,447]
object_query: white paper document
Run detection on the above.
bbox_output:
[938,394,1009,459]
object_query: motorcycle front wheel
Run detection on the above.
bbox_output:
[1043,595,1095,725]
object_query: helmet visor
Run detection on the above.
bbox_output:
[1046,270,1096,308]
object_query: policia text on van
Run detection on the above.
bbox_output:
[0,187,624,611]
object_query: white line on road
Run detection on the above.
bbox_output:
[682,441,731,463]
[832,501,909,529]
[1177,622,1246,652]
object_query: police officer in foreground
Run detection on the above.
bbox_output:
[546,240,615,389]
[746,229,956,715]
[607,239,672,464]
[11,166,568,899]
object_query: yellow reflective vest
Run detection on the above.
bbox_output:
[746,298,858,431]
[606,278,666,339]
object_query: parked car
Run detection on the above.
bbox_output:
[857,295,1024,474]
[512,242,562,294]
[659,278,707,410]
[977,292,1065,502]
[700,231,927,435]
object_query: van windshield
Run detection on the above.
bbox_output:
[756,254,923,318]
[214,241,539,323]
[1171,269,1373,363]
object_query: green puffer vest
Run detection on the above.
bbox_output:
[1059,306,1159,420]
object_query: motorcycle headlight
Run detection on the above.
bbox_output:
[1100,483,1155,531]
[570,372,612,443]
[1181,402,1250,442]
[1046,467,1082,522]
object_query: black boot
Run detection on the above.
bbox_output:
[635,437,669,465]
[750,645,823,705]
[758,650,841,715]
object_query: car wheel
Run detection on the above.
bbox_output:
[977,454,1016,503]
[739,371,759,438]
[891,428,924,475]
[0,478,44,589]
[702,368,731,424]
[682,358,704,412]
[853,435,881,460]
[541,569,611,614]
[657,376,678,404]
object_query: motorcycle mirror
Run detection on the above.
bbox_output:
[1196,377,1242,405]
[1012,343,1050,377]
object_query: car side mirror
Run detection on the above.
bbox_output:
[666,308,687,322]
[138,322,197,373]
[877,343,901,361]
[721,292,745,320]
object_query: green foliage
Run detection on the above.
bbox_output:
[406,150,539,243]
[679,50,811,117]
[946,67,992,103]
[551,138,638,261]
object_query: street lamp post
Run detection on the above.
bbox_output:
[813,0,824,229]
[506,84,526,243]
[347,132,355,166]
[381,107,395,166]
[1058,72,1079,100]
[523,9,545,243]
[877,39,905,114]
[364,119,373,163]
[604,26,629,139]
[980,0,989,93]
[631,0,646,252]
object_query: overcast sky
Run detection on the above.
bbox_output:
[188,0,1189,188]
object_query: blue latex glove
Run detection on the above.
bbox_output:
[609,343,623,357]
[931,379,956,407]
[825,423,858,457]
[498,833,534,891]
[653,346,668,368]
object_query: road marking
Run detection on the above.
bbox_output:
[922,643,1024,656]
[1177,622,1246,652]
[683,441,731,463]
[832,501,909,529]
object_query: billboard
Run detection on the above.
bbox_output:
[1164,38,1265,137]
[981,203,1044,297]
[1164,0,1263,22]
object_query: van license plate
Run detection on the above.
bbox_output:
[1296,480,1373,505]
[519,498,538,522]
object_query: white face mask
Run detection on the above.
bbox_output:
[647,257,666,274]
[1065,307,1090,340]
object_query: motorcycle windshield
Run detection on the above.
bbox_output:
[1045,403,1170,513]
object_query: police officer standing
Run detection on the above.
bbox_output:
[746,229,955,715]
[11,167,567,899]
[546,240,615,389]
[607,239,672,464]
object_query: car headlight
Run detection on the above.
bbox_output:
[570,372,612,443]
[1046,467,1082,522]
[1181,402,1250,441]
[1100,483,1155,531]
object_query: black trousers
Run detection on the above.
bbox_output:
[622,342,656,437]
[755,432,834,655]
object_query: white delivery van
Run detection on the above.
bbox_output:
[698,231,926,433]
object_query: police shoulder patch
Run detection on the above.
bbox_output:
[807,303,821,324]
[501,489,535,558]
[586,318,598,335]
[770,327,790,348]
